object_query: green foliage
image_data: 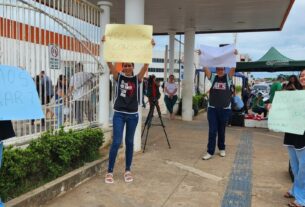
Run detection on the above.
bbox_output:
[192,93,208,116]
[235,85,242,94]
[0,128,104,201]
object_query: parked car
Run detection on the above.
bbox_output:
[251,83,270,102]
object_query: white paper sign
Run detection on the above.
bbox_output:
[199,44,236,68]
[268,90,305,135]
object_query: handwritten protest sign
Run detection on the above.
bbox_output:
[104,24,153,63]
[0,65,44,120]
[268,90,305,135]
[199,44,236,68]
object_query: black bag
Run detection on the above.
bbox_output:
[0,121,16,141]
[230,112,244,127]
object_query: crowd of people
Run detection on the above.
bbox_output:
[31,63,96,129]
[232,71,305,207]
[238,73,304,119]
[1,34,304,207]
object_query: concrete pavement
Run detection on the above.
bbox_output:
[44,112,291,207]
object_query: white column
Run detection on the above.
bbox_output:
[169,32,175,75]
[98,1,112,128]
[182,28,195,121]
[164,45,168,81]
[125,0,144,23]
[125,0,145,152]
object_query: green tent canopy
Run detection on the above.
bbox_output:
[236,47,305,72]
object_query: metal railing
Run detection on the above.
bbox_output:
[0,0,102,142]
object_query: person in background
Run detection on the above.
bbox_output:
[69,63,94,124]
[251,92,267,117]
[0,120,16,207]
[284,69,305,207]
[31,75,43,126]
[300,69,305,89]
[142,77,148,108]
[55,75,68,128]
[242,84,251,114]
[285,75,303,91]
[227,85,244,126]
[40,71,54,120]
[102,36,155,184]
[269,74,285,103]
[31,72,54,127]
[231,87,244,112]
[164,74,178,120]
[40,71,54,103]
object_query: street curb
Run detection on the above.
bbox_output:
[6,157,109,207]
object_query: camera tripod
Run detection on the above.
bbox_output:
[141,98,171,153]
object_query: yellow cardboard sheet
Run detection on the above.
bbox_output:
[104,24,153,63]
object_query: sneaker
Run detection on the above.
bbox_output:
[219,150,226,157]
[202,153,212,160]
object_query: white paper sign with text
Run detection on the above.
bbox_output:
[199,44,236,68]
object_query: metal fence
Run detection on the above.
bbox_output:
[0,0,102,140]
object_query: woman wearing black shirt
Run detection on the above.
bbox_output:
[103,37,155,184]
[284,69,305,207]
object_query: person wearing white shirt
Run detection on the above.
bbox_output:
[164,74,178,120]
[69,63,94,124]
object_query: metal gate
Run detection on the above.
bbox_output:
[0,0,102,141]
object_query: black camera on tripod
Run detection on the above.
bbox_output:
[141,75,171,153]
[146,75,161,102]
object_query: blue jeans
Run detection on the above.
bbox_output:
[55,99,63,128]
[287,146,305,206]
[207,107,230,155]
[164,95,178,114]
[108,112,139,173]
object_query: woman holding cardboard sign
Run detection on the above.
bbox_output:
[284,69,305,207]
[102,36,155,184]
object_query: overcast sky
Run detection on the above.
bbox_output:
[154,0,305,78]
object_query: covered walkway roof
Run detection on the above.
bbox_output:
[89,0,294,35]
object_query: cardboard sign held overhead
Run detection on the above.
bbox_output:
[104,24,153,64]
[199,44,236,68]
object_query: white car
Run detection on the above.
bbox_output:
[251,83,270,102]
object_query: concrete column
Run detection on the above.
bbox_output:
[97,1,112,128]
[164,45,168,81]
[182,28,195,121]
[169,32,175,75]
[125,0,145,152]
[125,0,144,23]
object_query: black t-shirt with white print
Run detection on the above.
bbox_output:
[114,73,139,113]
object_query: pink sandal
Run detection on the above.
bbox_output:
[124,171,133,183]
[105,173,114,184]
